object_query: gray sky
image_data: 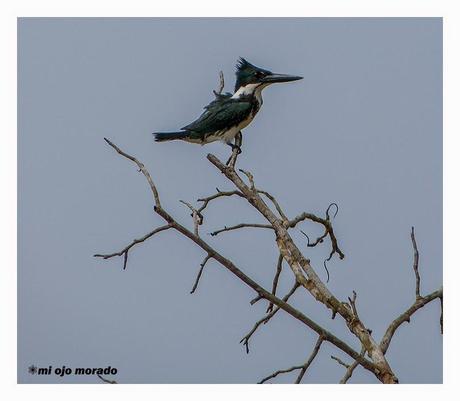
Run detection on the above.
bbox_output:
[18,18,442,384]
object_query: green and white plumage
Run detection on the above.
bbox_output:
[153,58,302,146]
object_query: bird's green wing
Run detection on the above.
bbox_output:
[181,98,253,135]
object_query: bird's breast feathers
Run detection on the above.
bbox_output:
[201,114,255,144]
[181,83,264,145]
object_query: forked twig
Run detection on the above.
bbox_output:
[240,283,300,354]
[94,224,172,270]
[259,336,324,384]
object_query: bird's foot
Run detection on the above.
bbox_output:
[226,148,240,167]
[226,137,243,167]
[228,143,242,155]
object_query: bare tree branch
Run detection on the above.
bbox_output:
[240,283,299,354]
[197,189,244,215]
[210,223,273,236]
[94,224,172,270]
[190,254,213,294]
[103,137,161,207]
[250,294,264,305]
[300,229,328,248]
[440,295,443,334]
[95,139,441,384]
[259,336,324,384]
[411,226,421,298]
[206,154,398,383]
[98,140,379,377]
[380,288,442,354]
[289,211,345,261]
[331,355,350,369]
[348,290,360,321]
[295,336,325,384]
[238,168,256,190]
[179,200,203,236]
[266,254,284,313]
[257,190,288,221]
[331,346,365,384]
[340,358,361,384]
[379,227,442,354]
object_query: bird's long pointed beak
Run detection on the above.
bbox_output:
[262,73,303,84]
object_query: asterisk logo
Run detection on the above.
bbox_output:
[28,365,38,375]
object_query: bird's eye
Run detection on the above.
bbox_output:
[255,71,265,78]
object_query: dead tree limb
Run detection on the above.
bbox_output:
[206,154,398,383]
[95,138,441,384]
[379,228,443,354]
[94,224,172,270]
[266,254,284,313]
[210,223,273,236]
[197,189,244,215]
[380,288,442,354]
[240,283,299,354]
[258,336,324,384]
[331,346,365,384]
[411,226,421,298]
[190,254,213,294]
[96,140,377,376]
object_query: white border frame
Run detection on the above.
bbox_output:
[1,1,456,399]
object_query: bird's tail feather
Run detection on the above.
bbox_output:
[153,131,189,142]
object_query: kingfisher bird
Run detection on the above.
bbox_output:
[153,58,303,156]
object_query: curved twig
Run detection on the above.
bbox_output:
[103,138,161,207]
[301,229,328,248]
[322,259,331,283]
[380,288,442,354]
[257,190,288,221]
[197,189,244,215]
[326,203,339,220]
[190,254,213,294]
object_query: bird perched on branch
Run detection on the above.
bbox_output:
[153,58,302,160]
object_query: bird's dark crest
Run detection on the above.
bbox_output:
[236,57,256,72]
[234,57,271,91]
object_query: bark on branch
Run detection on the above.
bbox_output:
[95,139,441,384]
[206,153,399,384]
